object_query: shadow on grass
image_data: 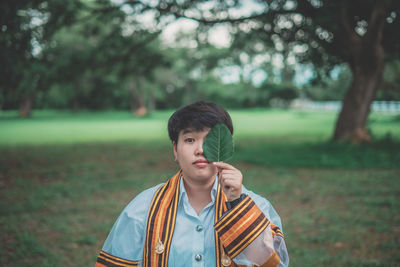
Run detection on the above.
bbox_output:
[233,137,400,169]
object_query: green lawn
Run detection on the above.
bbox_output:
[1,109,399,266]
[1,109,399,145]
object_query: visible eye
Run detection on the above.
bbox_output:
[185,138,195,143]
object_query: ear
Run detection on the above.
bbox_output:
[173,141,177,159]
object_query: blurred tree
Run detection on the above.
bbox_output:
[304,60,400,101]
[3,0,399,125]
[126,0,399,142]
[257,81,299,107]
[149,30,234,108]
[304,65,352,101]
[0,0,82,117]
[0,0,169,115]
[377,59,400,100]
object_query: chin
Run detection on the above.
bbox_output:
[185,166,216,180]
[196,167,216,178]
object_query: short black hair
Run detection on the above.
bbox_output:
[168,101,233,143]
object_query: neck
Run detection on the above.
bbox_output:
[182,175,216,215]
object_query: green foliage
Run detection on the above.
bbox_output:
[304,65,352,101]
[377,60,400,101]
[0,0,83,111]
[220,0,400,75]
[40,4,168,111]
[2,0,400,115]
[195,76,255,108]
[0,0,170,113]
[203,124,234,162]
[257,82,299,107]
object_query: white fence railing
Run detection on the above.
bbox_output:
[291,100,400,113]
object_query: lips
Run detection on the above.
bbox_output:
[193,159,209,167]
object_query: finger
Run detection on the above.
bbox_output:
[223,185,232,192]
[212,162,236,170]
[220,169,239,177]
[219,177,230,191]
[220,169,241,179]
[219,172,236,181]
[220,171,242,182]
[217,167,223,175]
[219,176,232,187]
[217,172,225,185]
[220,174,241,186]
[221,179,240,190]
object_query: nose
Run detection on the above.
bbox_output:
[195,140,204,155]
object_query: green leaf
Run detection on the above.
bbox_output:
[203,124,234,162]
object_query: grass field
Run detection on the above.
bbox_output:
[1,109,399,266]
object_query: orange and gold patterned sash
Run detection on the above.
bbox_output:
[143,170,182,267]
[142,170,282,267]
[96,170,282,267]
[214,178,229,267]
[95,250,139,267]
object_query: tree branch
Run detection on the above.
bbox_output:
[171,10,268,25]
[339,2,360,45]
[74,0,146,26]
[162,1,310,25]
[365,0,392,45]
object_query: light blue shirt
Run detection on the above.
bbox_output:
[102,176,288,266]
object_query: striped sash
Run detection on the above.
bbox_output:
[96,170,282,267]
[143,170,182,266]
[142,170,279,267]
[143,170,232,267]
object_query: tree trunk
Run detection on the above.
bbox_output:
[129,79,147,116]
[333,54,384,143]
[19,95,33,118]
[148,88,155,112]
[333,1,388,143]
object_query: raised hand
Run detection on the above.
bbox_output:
[213,162,243,201]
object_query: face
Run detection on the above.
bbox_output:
[173,128,217,185]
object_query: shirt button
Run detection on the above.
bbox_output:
[195,254,202,261]
[196,225,203,232]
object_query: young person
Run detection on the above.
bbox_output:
[95,101,289,267]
